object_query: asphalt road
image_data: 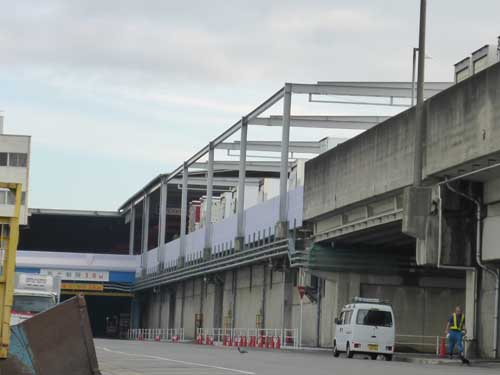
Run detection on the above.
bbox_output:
[95,339,497,375]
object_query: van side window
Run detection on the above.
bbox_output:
[344,310,353,325]
[338,311,345,325]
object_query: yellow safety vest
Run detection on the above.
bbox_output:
[450,313,465,331]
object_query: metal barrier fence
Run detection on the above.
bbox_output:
[395,334,442,354]
[128,328,185,342]
[196,328,299,349]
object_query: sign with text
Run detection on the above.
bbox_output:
[61,283,104,292]
[41,269,109,282]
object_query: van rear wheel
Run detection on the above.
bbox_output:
[370,354,378,360]
[384,354,393,361]
[346,343,354,358]
[332,342,340,357]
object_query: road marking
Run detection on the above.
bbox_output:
[96,346,256,375]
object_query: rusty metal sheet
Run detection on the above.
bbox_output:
[0,295,101,375]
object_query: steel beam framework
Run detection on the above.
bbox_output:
[122,79,453,274]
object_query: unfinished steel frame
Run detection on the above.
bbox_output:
[120,81,452,287]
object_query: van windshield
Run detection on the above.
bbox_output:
[12,295,55,314]
[356,309,392,327]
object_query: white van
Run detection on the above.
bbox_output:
[333,297,395,361]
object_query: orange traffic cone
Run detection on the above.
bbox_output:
[439,337,447,358]
[275,336,281,349]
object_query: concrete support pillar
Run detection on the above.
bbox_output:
[213,277,224,329]
[231,270,237,329]
[157,286,163,329]
[282,268,293,334]
[316,278,323,347]
[261,264,267,329]
[128,206,135,255]
[158,178,168,267]
[168,290,176,329]
[204,144,215,260]
[276,83,292,239]
[131,297,141,329]
[141,195,150,273]
[465,270,478,357]
[179,163,188,267]
[235,117,248,252]
[180,282,185,330]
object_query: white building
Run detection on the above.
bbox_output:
[0,115,31,225]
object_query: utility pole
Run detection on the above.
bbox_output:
[413,0,427,187]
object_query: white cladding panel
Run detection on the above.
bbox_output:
[144,187,304,274]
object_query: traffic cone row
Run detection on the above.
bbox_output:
[220,334,281,349]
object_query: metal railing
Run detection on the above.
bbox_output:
[395,334,441,354]
[128,328,185,342]
[134,239,289,291]
[196,327,299,349]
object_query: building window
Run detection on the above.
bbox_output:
[0,153,7,166]
[8,153,27,167]
[0,191,7,204]
[6,191,26,205]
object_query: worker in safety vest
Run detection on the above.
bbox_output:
[445,305,467,361]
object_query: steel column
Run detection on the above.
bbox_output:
[141,195,150,272]
[279,83,292,223]
[203,143,215,259]
[179,163,188,264]
[236,117,248,242]
[158,177,168,265]
[128,206,135,255]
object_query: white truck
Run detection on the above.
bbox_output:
[11,273,61,325]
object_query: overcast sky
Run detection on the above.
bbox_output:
[1,0,499,210]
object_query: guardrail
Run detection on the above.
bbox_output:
[196,328,299,349]
[128,328,185,342]
[395,334,441,354]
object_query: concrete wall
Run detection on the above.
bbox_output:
[304,62,500,221]
[138,268,465,350]
[477,270,500,358]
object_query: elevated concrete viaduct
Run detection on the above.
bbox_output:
[304,62,500,358]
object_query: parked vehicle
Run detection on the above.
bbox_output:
[11,273,61,325]
[333,297,395,361]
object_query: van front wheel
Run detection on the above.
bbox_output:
[332,342,340,357]
[370,354,378,360]
[346,343,354,358]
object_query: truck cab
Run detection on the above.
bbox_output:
[11,273,60,325]
[333,297,395,361]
